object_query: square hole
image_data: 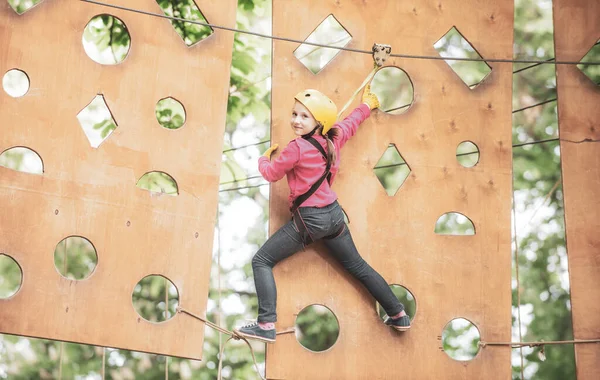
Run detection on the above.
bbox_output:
[294,15,352,74]
[434,26,492,88]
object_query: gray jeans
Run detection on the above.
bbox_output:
[252,201,405,322]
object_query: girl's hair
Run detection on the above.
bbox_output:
[316,123,339,166]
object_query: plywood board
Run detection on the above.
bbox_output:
[553,0,600,378]
[269,0,513,378]
[0,0,236,359]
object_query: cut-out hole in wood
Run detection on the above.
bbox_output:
[442,318,481,361]
[7,0,43,14]
[136,171,179,196]
[82,14,131,65]
[435,212,475,235]
[295,304,339,352]
[0,147,43,175]
[155,0,214,47]
[577,39,600,85]
[456,141,480,168]
[294,14,352,75]
[156,97,186,129]
[434,26,492,88]
[132,275,179,323]
[76,94,118,148]
[376,284,417,321]
[53,236,98,280]
[370,67,414,114]
[0,254,23,299]
[2,69,30,97]
[373,144,411,196]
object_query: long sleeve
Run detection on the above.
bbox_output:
[258,141,300,182]
[334,103,371,149]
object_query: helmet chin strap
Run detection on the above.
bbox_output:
[301,126,319,139]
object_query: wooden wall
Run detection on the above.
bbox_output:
[0,0,236,359]
[269,0,513,378]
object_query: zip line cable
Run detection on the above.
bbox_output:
[80,0,600,66]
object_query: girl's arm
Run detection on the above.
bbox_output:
[334,103,371,148]
[258,141,300,182]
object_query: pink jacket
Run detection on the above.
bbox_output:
[258,104,371,209]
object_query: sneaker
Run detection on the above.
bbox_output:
[384,315,411,331]
[234,322,276,343]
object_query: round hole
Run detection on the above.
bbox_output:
[457,141,480,168]
[3,69,30,97]
[295,304,339,352]
[155,97,186,130]
[376,284,417,321]
[0,146,44,175]
[132,275,179,323]
[370,66,414,115]
[54,236,98,280]
[441,318,481,361]
[82,14,131,65]
[0,254,23,299]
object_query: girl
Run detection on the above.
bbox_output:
[234,87,410,343]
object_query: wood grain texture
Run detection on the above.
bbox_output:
[0,0,236,359]
[553,1,600,378]
[269,1,513,378]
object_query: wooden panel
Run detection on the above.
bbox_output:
[270,1,513,378]
[553,1,600,378]
[0,0,236,359]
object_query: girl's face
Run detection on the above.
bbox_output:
[290,101,318,136]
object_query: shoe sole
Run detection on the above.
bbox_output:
[234,329,276,344]
[390,325,411,332]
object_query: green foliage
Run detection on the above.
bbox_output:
[434,213,475,235]
[7,0,43,15]
[441,318,481,361]
[53,237,98,280]
[82,15,131,65]
[136,172,179,196]
[373,144,410,196]
[132,276,179,323]
[0,147,43,174]
[0,254,22,299]
[155,97,186,130]
[295,305,339,352]
[433,26,492,87]
[155,0,213,47]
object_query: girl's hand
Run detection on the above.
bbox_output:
[362,84,380,110]
[262,144,279,159]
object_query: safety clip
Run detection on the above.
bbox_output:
[372,43,392,67]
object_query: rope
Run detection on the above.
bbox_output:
[480,339,600,348]
[79,0,600,66]
[337,67,378,120]
[176,307,267,380]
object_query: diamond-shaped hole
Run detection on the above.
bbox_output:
[294,15,352,75]
[373,144,411,196]
[76,95,118,149]
[434,26,492,89]
[577,39,600,85]
[370,67,414,115]
[156,97,186,129]
[155,0,213,47]
[82,15,131,65]
[8,0,44,15]
[434,212,475,235]
[0,146,43,175]
[136,171,179,196]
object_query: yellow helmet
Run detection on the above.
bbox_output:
[294,89,338,134]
